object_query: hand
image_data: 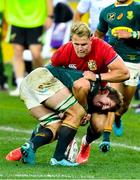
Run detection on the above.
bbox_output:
[83,71,96,81]
[80,113,91,126]
[114,30,131,39]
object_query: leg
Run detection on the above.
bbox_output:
[6,105,61,164]
[0,13,8,91]
[99,112,115,152]
[111,82,137,136]
[29,44,44,68]
[9,44,25,96]
[76,113,107,164]
[51,102,86,166]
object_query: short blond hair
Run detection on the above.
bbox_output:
[71,22,91,38]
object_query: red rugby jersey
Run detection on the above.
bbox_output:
[51,37,117,74]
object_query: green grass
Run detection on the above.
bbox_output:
[0,64,140,179]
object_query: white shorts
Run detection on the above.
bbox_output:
[124,62,140,86]
[20,67,65,109]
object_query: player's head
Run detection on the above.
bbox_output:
[92,86,123,114]
[71,22,92,58]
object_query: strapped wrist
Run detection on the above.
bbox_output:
[96,74,101,82]
[131,31,139,39]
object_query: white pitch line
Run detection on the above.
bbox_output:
[1,126,140,152]
[0,126,31,134]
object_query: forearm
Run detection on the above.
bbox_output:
[100,69,129,83]
[83,68,129,83]
[47,0,54,17]
[73,11,83,22]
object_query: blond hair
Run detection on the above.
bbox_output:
[71,22,91,38]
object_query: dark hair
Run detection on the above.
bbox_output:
[105,86,123,112]
[89,86,123,114]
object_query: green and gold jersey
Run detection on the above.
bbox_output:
[4,0,47,28]
[97,0,140,63]
[46,64,100,96]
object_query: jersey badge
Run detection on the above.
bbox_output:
[107,13,116,21]
[88,60,97,71]
[127,11,134,20]
[117,13,123,20]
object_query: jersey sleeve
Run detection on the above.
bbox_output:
[97,8,109,33]
[135,2,140,26]
[96,38,118,66]
[77,0,90,14]
[102,41,118,65]
[51,44,68,66]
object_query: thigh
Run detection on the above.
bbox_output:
[9,25,25,45]
[43,87,76,111]
[20,67,65,109]
[30,105,55,119]
[27,26,43,45]
[111,82,137,107]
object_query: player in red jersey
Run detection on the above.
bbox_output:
[51,22,130,164]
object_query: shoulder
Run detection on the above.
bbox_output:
[51,42,73,60]
[133,1,140,9]
[100,3,114,14]
[77,0,91,12]
[91,36,109,48]
[56,42,73,52]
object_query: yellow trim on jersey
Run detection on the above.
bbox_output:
[115,0,133,6]
[112,26,133,36]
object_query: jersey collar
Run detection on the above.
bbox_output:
[115,0,133,7]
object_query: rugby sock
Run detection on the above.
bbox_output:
[29,124,42,140]
[86,125,101,144]
[102,131,110,142]
[53,125,77,161]
[30,128,53,151]
[114,115,121,128]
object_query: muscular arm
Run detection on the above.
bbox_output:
[101,56,130,82]
[83,56,130,83]
[72,78,90,109]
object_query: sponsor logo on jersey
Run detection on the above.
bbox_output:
[88,60,97,71]
[117,13,123,20]
[127,11,134,20]
[107,13,116,21]
[68,64,77,69]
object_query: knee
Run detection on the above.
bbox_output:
[90,119,104,133]
[63,103,86,129]
[117,105,129,115]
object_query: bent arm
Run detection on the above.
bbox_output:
[101,56,130,82]
[72,78,90,109]
[83,56,130,83]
